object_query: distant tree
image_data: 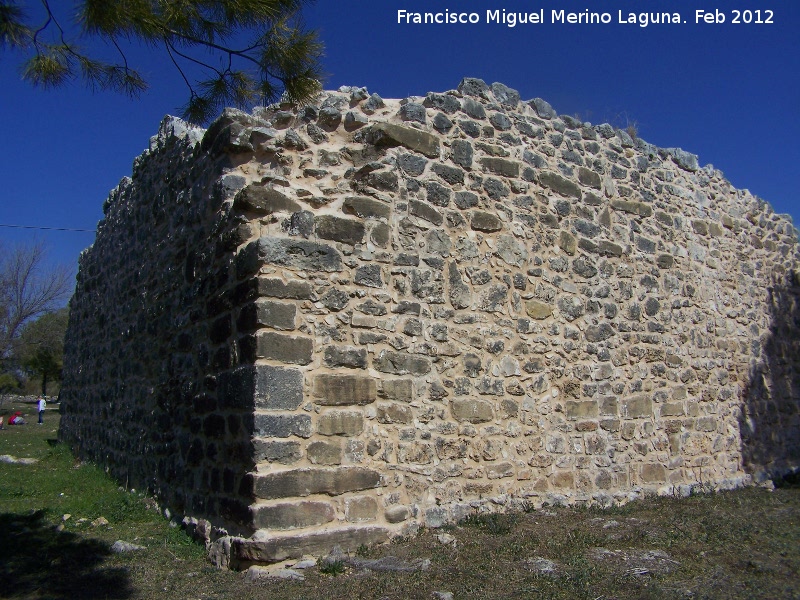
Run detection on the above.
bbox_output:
[0,1,323,123]
[16,307,69,395]
[0,241,72,368]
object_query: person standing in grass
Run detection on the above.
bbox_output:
[37,397,46,425]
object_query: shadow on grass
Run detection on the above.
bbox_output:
[0,510,134,599]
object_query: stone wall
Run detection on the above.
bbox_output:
[59,78,800,566]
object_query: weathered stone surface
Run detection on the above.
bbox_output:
[232,527,390,564]
[611,199,653,218]
[566,400,598,419]
[376,402,414,424]
[238,299,296,331]
[656,254,674,269]
[306,440,343,465]
[253,467,380,499]
[254,439,302,464]
[432,163,464,185]
[315,216,365,246]
[409,199,443,226]
[323,346,367,369]
[380,379,414,402]
[525,300,553,320]
[240,237,342,274]
[480,157,520,178]
[448,262,471,310]
[257,278,313,299]
[346,495,378,522]
[354,264,383,288]
[385,506,410,524]
[539,172,581,198]
[451,140,473,169]
[622,395,652,419]
[577,167,601,189]
[471,210,503,232]
[313,374,377,406]
[450,399,494,423]
[317,411,364,436]
[368,122,440,158]
[343,196,391,220]
[253,413,312,439]
[585,323,615,342]
[559,231,577,256]
[529,97,556,119]
[251,501,335,530]
[374,350,432,375]
[234,184,301,214]
[256,332,313,365]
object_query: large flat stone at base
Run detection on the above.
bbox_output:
[232,526,392,565]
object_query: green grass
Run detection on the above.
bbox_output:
[2,407,799,599]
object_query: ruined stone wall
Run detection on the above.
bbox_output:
[60,78,800,565]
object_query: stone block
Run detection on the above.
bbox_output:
[450,399,494,423]
[611,199,653,218]
[409,199,444,226]
[345,495,378,522]
[598,241,624,257]
[696,416,717,432]
[313,374,377,406]
[256,332,313,365]
[471,210,503,232]
[240,237,342,275]
[251,501,335,530]
[232,526,390,564]
[315,215,365,246]
[585,323,614,342]
[233,183,301,214]
[237,299,296,331]
[385,505,410,523]
[252,467,382,499]
[255,365,303,410]
[432,162,465,185]
[380,379,414,402]
[343,196,391,220]
[661,403,685,417]
[354,264,383,288]
[323,346,367,369]
[577,167,601,189]
[622,394,652,419]
[257,278,313,299]
[374,350,432,375]
[254,413,312,438]
[451,139,473,168]
[640,463,666,483]
[559,231,577,255]
[525,300,553,320]
[539,171,582,199]
[254,439,302,464]
[368,122,440,158]
[656,254,674,269]
[376,403,414,424]
[566,400,598,419]
[317,410,364,436]
[306,440,343,465]
[487,462,514,479]
[480,157,520,178]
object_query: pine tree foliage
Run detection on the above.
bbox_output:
[1,1,323,123]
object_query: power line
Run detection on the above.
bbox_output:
[0,224,95,233]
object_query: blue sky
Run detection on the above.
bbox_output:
[1,0,798,282]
